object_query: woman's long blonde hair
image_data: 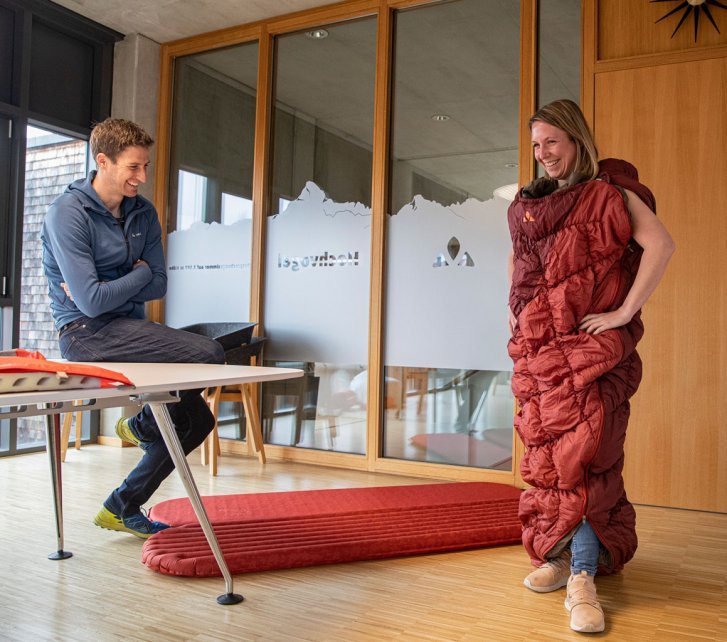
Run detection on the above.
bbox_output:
[529,99,599,182]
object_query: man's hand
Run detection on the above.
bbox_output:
[61,282,74,301]
[133,259,148,270]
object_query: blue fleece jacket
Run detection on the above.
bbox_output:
[41,171,167,330]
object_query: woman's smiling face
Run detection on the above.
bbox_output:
[531,120,577,181]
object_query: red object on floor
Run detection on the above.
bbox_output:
[410,429,513,471]
[142,482,522,577]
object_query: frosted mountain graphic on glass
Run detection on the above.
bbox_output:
[165,220,252,328]
[386,194,511,372]
[265,181,371,364]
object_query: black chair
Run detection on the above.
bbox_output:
[180,322,266,474]
[261,361,319,446]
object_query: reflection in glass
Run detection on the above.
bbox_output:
[176,169,207,231]
[0,419,8,452]
[383,0,518,470]
[19,125,88,449]
[262,18,377,455]
[168,43,258,231]
[262,361,366,453]
[538,0,580,108]
[165,42,257,333]
[385,369,514,470]
[221,192,252,225]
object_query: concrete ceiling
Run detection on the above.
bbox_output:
[50,0,332,42]
[53,0,580,202]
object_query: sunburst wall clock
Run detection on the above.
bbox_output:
[651,0,727,42]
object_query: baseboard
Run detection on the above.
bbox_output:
[97,435,132,448]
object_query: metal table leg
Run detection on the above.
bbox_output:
[45,409,72,560]
[147,397,243,605]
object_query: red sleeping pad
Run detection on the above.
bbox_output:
[142,482,522,577]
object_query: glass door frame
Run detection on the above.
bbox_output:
[154,0,549,486]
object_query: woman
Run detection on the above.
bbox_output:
[507,99,674,634]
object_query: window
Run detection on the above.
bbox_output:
[221,192,253,225]
[0,0,119,456]
[176,169,208,231]
[16,125,89,449]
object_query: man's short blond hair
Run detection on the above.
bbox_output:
[90,118,153,161]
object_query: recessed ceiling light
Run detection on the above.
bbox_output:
[431,114,450,122]
[504,162,518,169]
[305,29,329,39]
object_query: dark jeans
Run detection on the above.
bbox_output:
[59,314,225,517]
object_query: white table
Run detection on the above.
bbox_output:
[0,362,302,605]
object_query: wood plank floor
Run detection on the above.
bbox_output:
[1,445,725,641]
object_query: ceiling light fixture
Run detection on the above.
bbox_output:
[493,183,519,201]
[305,28,329,39]
[431,114,450,122]
[504,162,518,169]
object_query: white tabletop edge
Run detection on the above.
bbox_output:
[0,363,303,407]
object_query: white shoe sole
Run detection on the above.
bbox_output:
[523,574,569,593]
[564,597,605,633]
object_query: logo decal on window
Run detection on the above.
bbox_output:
[433,236,475,268]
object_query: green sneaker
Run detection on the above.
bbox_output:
[115,417,144,449]
[93,506,170,539]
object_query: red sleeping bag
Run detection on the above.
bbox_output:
[507,159,654,573]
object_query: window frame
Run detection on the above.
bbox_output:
[0,0,121,457]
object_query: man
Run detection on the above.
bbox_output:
[41,118,224,538]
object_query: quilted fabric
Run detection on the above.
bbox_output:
[142,483,522,577]
[507,160,651,573]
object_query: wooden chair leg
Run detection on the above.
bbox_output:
[60,412,73,462]
[201,390,210,466]
[241,384,266,464]
[240,386,254,457]
[205,387,222,475]
[209,426,218,476]
[74,411,83,450]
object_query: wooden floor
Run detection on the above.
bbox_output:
[1,445,725,642]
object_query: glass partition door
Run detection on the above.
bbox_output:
[166,42,259,329]
[166,42,259,440]
[383,0,519,470]
[262,18,377,454]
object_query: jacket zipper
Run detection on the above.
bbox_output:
[577,395,615,567]
[116,209,134,266]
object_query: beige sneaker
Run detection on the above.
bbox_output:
[523,549,571,592]
[565,570,605,633]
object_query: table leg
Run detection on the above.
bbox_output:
[45,410,72,560]
[147,401,243,605]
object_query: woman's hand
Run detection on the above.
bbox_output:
[579,307,632,335]
[581,189,675,336]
